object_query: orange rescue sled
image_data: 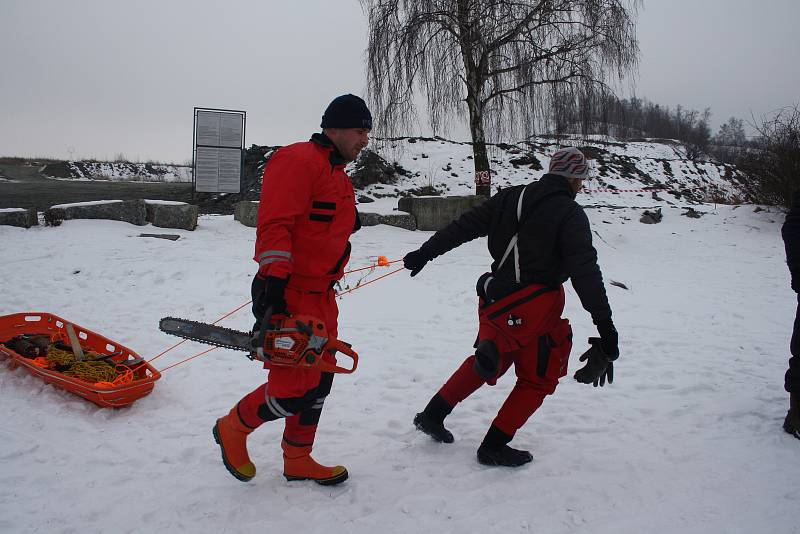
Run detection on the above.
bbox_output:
[0,312,160,407]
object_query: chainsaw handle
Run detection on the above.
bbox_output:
[253,305,273,360]
[317,339,358,374]
[255,306,288,355]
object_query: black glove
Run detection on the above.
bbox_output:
[574,337,614,387]
[403,248,431,277]
[253,275,288,327]
[596,319,619,359]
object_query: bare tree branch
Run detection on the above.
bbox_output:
[361,0,641,195]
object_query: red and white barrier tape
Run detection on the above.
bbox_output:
[582,186,703,193]
[583,188,668,193]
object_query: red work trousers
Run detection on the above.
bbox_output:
[237,280,340,447]
[438,284,573,437]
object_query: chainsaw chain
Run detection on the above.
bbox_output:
[158,317,252,352]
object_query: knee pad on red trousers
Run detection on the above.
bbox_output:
[237,374,331,429]
[473,339,501,380]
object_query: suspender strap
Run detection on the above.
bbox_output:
[496,183,571,283]
[497,184,528,283]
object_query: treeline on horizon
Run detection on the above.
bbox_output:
[553,93,735,158]
[551,92,799,205]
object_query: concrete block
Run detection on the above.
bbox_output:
[234,201,259,228]
[359,211,416,231]
[397,195,487,231]
[234,201,417,231]
[0,208,38,228]
[44,199,146,226]
[145,201,198,230]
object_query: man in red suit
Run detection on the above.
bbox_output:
[213,95,371,485]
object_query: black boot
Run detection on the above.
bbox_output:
[414,394,454,443]
[477,425,532,467]
[785,392,800,440]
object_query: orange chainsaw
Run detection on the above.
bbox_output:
[159,313,358,374]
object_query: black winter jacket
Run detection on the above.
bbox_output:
[419,174,612,323]
[782,191,800,293]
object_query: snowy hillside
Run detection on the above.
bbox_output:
[355,136,746,215]
[42,160,192,182]
[0,176,797,532]
[24,136,747,214]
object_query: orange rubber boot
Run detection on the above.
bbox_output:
[282,441,348,486]
[213,407,256,482]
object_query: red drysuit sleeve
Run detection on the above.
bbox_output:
[254,148,315,279]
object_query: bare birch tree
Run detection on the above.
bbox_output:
[361,0,641,196]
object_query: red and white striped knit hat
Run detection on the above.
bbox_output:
[548,147,589,180]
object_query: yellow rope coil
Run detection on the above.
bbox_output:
[46,347,76,366]
[63,361,118,383]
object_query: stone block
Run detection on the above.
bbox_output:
[640,208,663,224]
[234,201,259,228]
[0,208,38,228]
[359,211,416,231]
[145,201,198,230]
[397,195,486,231]
[44,200,147,226]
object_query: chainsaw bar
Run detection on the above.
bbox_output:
[159,317,252,352]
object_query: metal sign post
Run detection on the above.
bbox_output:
[192,108,246,194]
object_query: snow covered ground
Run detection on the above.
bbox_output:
[1,196,797,533]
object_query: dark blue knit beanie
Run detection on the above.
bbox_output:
[320,94,372,130]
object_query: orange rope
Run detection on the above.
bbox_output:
[151,262,406,373]
[147,338,189,364]
[132,300,251,375]
[336,267,406,297]
[146,300,252,365]
[212,300,252,324]
[157,346,218,373]
[343,258,402,275]
[111,366,134,385]
[78,366,133,388]
[30,357,51,369]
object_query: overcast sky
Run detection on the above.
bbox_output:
[1,0,798,163]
